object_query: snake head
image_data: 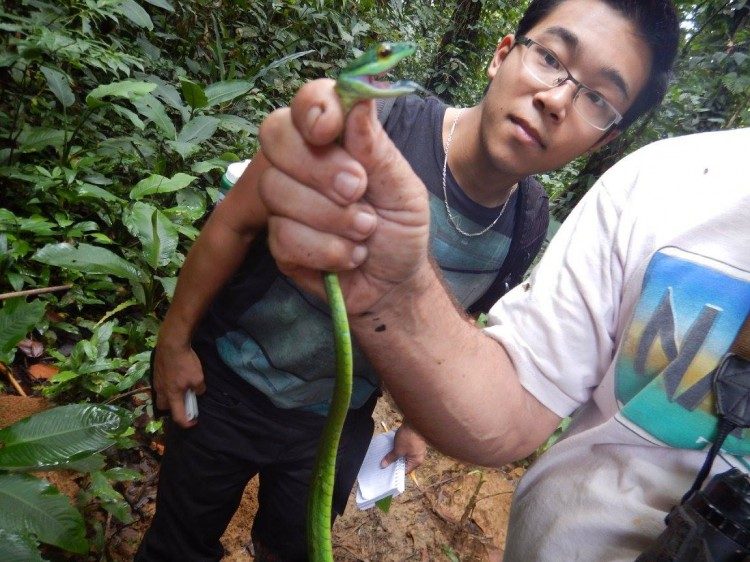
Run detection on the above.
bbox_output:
[336,42,418,104]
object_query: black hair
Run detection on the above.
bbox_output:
[516,0,679,130]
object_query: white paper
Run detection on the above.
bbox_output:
[355,430,405,510]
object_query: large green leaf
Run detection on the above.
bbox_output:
[123,202,179,269]
[166,140,200,159]
[157,276,177,298]
[248,49,315,83]
[0,298,46,362]
[86,80,156,108]
[0,404,131,471]
[216,113,258,134]
[115,0,154,29]
[110,103,146,130]
[32,243,144,283]
[205,80,252,108]
[58,453,106,473]
[15,127,66,152]
[142,0,174,11]
[129,172,197,199]
[132,94,176,139]
[180,78,207,110]
[40,66,74,108]
[0,529,45,562]
[75,182,123,202]
[176,115,220,144]
[0,473,88,554]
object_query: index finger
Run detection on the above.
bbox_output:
[259,107,367,207]
[289,78,345,146]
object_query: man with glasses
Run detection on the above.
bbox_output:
[514,35,624,130]
[139,1,679,560]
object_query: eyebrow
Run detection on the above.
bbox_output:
[541,26,630,101]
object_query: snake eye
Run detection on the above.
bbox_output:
[377,44,392,59]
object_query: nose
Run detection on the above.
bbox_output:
[533,80,577,123]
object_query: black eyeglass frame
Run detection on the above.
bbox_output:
[513,35,623,131]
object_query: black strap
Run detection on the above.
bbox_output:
[468,179,549,314]
[683,310,750,502]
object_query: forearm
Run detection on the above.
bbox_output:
[159,218,255,345]
[352,266,560,467]
[159,156,270,347]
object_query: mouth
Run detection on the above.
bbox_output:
[352,74,392,89]
[510,116,545,148]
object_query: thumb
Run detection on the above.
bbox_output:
[380,449,398,469]
[343,102,427,215]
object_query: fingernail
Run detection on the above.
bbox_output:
[380,459,388,468]
[306,106,322,133]
[334,171,362,200]
[352,211,376,235]
[351,245,367,265]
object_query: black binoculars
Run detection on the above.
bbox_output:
[637,468,750,562]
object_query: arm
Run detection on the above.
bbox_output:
[154,153,271,427]
[351,266,560,467]
[257,82,560,466]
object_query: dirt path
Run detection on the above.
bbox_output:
[1,394,522,561]
[220,397,522,561]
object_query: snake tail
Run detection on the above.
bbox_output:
[307,272,354,562]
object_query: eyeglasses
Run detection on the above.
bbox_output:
[515,36,623,131]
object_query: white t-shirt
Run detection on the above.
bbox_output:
[485,129,750,561]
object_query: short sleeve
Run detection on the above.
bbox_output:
[483,162,637,417]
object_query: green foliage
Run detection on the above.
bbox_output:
[0,298,46,363]
[0,528,45,562]
[0,473,88,555]
[0,0,486,408]
[375,494,393,512]
[0,0,745,554]
[0,404,133,558]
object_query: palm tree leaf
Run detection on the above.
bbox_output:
[0,473,87,554]
[0,404,131,471]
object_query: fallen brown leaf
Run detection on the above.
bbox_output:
[28,362,60,380]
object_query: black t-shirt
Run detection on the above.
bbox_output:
[193,95,547,413]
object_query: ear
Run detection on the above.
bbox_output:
[589,128,621,152]
[487,34,515,80]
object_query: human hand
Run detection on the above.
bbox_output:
[152,338,206,428]
[257,79,432,314]
[381,422,427,474]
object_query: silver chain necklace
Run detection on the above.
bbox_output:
[442,109,518,238]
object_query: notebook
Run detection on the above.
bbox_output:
[355,430,406,510]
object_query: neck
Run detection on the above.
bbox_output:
[443,106,521,208]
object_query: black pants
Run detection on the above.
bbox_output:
[135,367,376,562]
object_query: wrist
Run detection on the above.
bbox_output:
[351,261,445,334]
[157,311,195,350]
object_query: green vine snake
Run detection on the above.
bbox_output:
[307,42,418,561]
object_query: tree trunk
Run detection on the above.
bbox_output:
[425,0,483,104]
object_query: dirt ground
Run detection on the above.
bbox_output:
[1,394,523,561]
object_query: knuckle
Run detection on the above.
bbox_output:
[258,108,290,150]
[322,238,349,266]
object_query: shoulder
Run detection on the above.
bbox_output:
[597,128,749,209]
[384,95,445,131]
[634,128,748,161]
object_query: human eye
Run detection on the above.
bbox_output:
[533,45,561,70]
[542,50,561,70]
[582,89,607,108]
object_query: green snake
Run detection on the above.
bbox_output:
[307,42,418,562]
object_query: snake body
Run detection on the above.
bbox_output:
[307,42,417,562]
